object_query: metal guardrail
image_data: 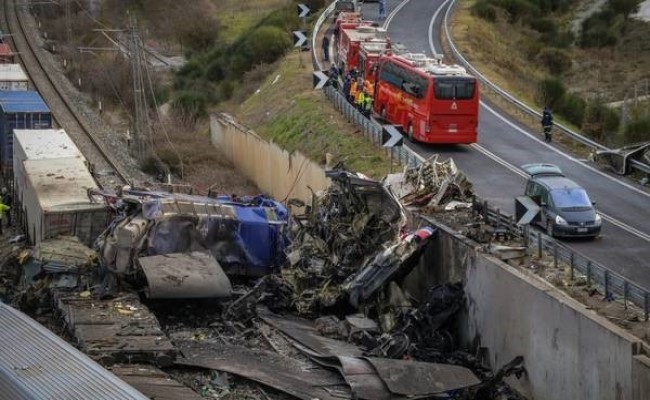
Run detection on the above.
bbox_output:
[313,0,650,317]
[443,0,650,176]
[324,86,421,167]
[478,200,649,321]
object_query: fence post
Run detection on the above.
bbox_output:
[604,270,609,299]
[553,243,558,269]
[523,224,529,247]
[483,200,488,221]
[587,261,592,287]
[537,234,542,258]
[623,281,628,309]
[570,253,574,280]
[645,292,649,322]
[495,208,500,230]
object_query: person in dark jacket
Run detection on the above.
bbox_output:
[322,35,330,62]
[541,107,554,143]
[343,74,352,100]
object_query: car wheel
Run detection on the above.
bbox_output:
[407,123,415,142]
[546,221,554,237]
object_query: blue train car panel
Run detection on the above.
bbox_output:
[0,91,52,171]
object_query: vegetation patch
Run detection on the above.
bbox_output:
[458,0,649,146]
[236,53,392,179]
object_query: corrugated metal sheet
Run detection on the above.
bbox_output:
[0,91,49,113]
[0,64,27,82]
[0,302,148,400]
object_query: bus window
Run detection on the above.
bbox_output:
[434,78,476,100]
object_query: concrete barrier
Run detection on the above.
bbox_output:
[210,113,330,203]
[406,219,650,400]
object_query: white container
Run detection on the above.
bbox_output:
[13,129,85,203]
[0,64,29,91]
[21,157,107,246]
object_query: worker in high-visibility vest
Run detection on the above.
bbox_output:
[364,79,374,97]
[349,78,359,104]
[362,91,373,117]
[356,88,366,112]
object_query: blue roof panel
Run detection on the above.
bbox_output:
[0,91,50,113]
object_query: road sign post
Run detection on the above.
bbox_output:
[312,71,329,90]
[295,4,310,68]
[382,125,404,172]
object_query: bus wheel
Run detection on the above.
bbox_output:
[407,123,415,142]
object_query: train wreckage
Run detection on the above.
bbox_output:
[2,157,527,399]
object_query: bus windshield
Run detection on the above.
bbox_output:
[434,77,476,100]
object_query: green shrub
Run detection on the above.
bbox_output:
[624,115,650,143]
[610,0,641,19]
[557,92,586,126]
[205,60,224,82]
[582,100,620,140]
[529,17,557,34]
[538,78,566,108]
[171,90,209,121]
[243,26,292,64]
[496,0,540,22]
[536,47,572,74]
[472,0,498,21]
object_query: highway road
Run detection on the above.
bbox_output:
[359,0,650,288]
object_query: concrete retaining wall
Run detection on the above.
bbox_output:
[406,220,650,400]
[210,114,330,203]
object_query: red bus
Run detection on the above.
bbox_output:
[373,53,479,144]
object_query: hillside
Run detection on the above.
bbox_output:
[452,0,650,146]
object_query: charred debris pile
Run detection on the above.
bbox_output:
[0,157,526,399]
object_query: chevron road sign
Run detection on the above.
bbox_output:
[297,3,310,18]
[382,125,404,148]
[313,71,329,90]
[293,31,307,47]
[515,196,541,225]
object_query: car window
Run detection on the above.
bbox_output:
[550,188,592,209]
[526,181,545,203]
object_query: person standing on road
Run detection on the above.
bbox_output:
[541,106,554,143]
[322,35,330,62]
[379,0,387,20]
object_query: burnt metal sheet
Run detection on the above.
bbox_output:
[0,302,148,400]
[110,365,203,400]
[258,307,364,357]
[175,341,349,400]
[139,252,232,299]
[338,356,398,400]
[366,357,481,396]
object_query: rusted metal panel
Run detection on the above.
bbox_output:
[366,357,481,396]
[176,342,350,400]
[139,252,232,299]
[110,365,203,400]
[0,302,148,399]
[258,308,364,358]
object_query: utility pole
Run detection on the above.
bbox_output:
[128,14,151,162]
[64,0,72,43]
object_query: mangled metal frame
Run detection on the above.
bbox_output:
[94,189,288,299]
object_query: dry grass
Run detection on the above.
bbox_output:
[452,1,650,109]
[213,0,292,44]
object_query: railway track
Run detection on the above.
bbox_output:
[3,0,129,187]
